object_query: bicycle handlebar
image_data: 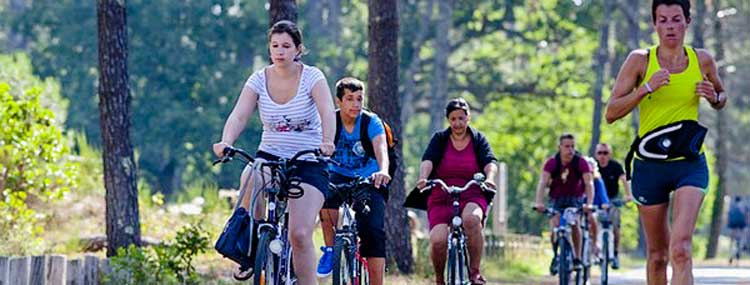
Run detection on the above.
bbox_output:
[419,173,494,195]
[212,146,254,165]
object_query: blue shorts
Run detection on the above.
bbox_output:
[631,154,708,205]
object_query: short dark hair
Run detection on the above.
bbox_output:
[335,77,365,100]
[559,133,575,143]
[652,0,691,23]
[445,98,471,118]
[268,20,306,60]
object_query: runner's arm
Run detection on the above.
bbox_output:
[606,50,649,123]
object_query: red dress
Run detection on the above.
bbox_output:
[426,138,488,229]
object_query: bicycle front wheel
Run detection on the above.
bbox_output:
[333,236,353,285]
[254,229,277,285]
[559,235,572,285]
[601,231,609,285]
[446,235,468,285]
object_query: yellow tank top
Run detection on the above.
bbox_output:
[637,46,703,137]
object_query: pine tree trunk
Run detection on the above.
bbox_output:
[589,0,613,155]
[367,0,413,273]
[269,0,297,27]
[96,0,141,257]
[429,0,452,133]
[705,0,727,259]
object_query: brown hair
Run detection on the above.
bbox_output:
[268,20,306,60]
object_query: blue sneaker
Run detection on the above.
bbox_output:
[316,246,334,277]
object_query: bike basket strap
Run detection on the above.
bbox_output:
[625,120,707,180]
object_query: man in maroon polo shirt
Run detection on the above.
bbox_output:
[534,133,594,275]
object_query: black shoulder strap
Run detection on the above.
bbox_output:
[334,109,342,146]
[360,111,375,159]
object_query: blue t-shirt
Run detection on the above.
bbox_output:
[331,113,385,178]
[593,177,610,206]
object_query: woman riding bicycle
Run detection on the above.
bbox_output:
[415,98,498,285]
[212,20,336,285]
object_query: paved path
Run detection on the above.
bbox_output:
[604,265,750,285]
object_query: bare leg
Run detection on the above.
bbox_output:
[612,206,622,255]
[238,163,270,219]
[588,214,599,257]
[462,202,484,279]
[638,202,670,285]
[366,257,385,285]
[669,187,704,285]
[430,224,450,285]
[319,208,338,246]
[288,183,325,285]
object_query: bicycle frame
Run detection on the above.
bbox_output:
[332,176,373,285]
[214,147,332,285]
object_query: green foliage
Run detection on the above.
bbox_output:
[0,58,77,254]
[107,223,210,285]
[472,96,633,234]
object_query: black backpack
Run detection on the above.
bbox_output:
[334,109,399,177]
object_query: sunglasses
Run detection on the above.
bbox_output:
[596,151,610,155]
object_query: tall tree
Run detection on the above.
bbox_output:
[96,0,141,256]
[588,0,614,155]
[705,0,728,259]
[367,0,413,273]
[429,0,452,132]
[401,0,434,125]
[269,0,297,26]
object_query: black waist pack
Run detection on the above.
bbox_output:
[625,120,707,179]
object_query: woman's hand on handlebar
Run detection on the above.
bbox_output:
[416,178,428,190]
[212,141,231,157]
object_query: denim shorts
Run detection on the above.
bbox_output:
[631,154,708,206]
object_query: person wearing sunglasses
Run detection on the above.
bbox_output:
[594,143,632,269]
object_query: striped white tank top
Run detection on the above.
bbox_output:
[244,64,326,159]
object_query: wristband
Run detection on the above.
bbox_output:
[712,92,722,105]
[645,82,653,94]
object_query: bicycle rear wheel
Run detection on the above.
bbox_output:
[254,229,278,285]
[333,236,353,285]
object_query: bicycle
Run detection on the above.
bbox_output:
[579,210,592,285]
[214,147,335,285]
[420,173,494,285]
[595,205,614,285]
[330,176,373,285]
[534,206,587,285]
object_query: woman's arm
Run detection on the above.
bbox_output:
[310,78,336,155]
[696,49,727,110]
[213,86,258,157]
[416,160,434,190]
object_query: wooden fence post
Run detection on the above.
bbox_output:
[46,255,66,285]
[82,256,98,285]
[10,256,31,285]
[30,255,48,285]
[0,256,9,285]
[65,259,81,285]
[492,162,508,235]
